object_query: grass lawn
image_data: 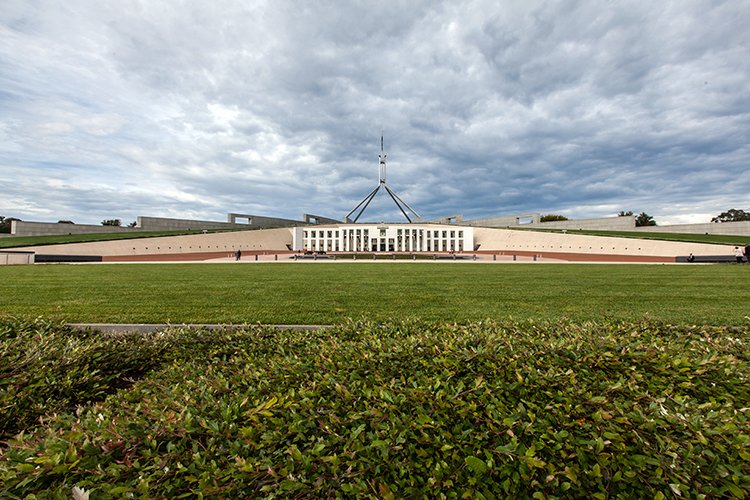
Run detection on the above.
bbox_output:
[518,227,750,246]
[0,229,239,249]
[2,263,749,325]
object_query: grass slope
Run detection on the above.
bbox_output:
[518,227,750,246]
[2,263,750,325]
[0,229,237,249]
[1,318,748,497]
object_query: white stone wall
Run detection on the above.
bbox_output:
[474,228,734,257]
[14,228,294,256]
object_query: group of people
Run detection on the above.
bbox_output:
[734,244,750,263]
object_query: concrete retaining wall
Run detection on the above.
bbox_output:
[473,227,733,258]
[459,214,636,231]
[12,221,145,236]
[226,213,304,228]
[634,221,750,237]
[463,213,541,227]
[0,251,34,265]
[531,216,636,231]
[11,214,312,237]
[303,214,342,224]
[15,227,294,258]
[137,216,241,231]
[137,215,306,231]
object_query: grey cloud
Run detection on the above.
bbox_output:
[1,0,749,226]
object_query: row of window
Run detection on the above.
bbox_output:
[304,238,465,252]
[304,229,465,239]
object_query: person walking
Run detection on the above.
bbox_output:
[235,249,242,261]
[734,246,743,263]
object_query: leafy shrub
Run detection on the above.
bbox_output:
[0,319,748,498]
[0,317,183,439]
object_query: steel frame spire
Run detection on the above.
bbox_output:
[345,135,421,223]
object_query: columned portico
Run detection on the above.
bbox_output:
[292,224,474,253]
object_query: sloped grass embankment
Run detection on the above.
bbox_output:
[0,229,239,250]
[1,318,748,497]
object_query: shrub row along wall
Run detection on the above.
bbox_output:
[1,318,748,497]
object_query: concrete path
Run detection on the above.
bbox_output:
[67,323,332,334]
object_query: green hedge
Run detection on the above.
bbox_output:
[1,318,748,497]
[0,318,185,439]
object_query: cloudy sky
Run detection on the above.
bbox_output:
[1,0,748,226]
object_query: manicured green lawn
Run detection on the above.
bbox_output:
[0,229,237,249]
[2,263,748,325]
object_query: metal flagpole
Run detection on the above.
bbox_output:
[344,134,420,223]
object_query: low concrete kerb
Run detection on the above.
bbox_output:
[67,323,333,334]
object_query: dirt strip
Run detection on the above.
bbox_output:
[67,323,333,334]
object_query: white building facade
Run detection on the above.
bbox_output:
[292,224,474,253]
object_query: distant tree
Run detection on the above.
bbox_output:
[57,220,75,224]
[127,221,137,228]
[540,214,569,222]
[635,212,656,227]
[618,211,634,217]
[0,216,21,234]
[711,209,750,223]
[101,219,122,227]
